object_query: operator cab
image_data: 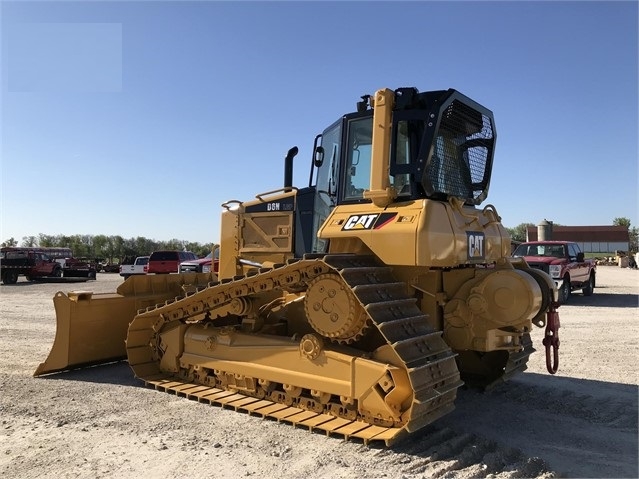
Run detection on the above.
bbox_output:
[295,87,496,256]
[312,88,496,207]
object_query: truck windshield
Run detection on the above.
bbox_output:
[513,245,534,256]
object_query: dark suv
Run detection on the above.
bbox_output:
[147,250,197,274]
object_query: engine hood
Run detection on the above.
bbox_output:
[180,257,211,266]
[518,256,564,265]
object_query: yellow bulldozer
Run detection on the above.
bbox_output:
[35,87,560,445]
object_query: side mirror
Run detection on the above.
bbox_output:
[576,252,584,262]
[314,146,324,167]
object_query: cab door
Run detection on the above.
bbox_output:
[568,243,588,283]
[31,253,51,276]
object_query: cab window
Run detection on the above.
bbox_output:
[568,244,579,258]
[392,120,413,195]
[343,117,372,201]
[313,121,342,253]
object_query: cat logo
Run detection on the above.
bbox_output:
[467,231,485,260]
[341,213,398,231]
[342,214,379,230]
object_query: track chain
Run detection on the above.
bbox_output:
[125,254,463,445]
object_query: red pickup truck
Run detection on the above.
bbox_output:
[512,241,596,303]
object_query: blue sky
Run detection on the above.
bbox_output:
[1,1,637,245]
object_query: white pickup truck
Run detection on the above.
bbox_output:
[119,256,149,279]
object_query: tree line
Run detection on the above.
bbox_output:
[0,234,216,264]
[2,217,637,261]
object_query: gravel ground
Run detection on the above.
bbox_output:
[0,266,637,478]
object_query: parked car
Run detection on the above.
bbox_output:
[179,248,219,274]
[147,250,198,274]
[512,241,596,303]
[119,255,149,279]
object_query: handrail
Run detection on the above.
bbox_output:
[221,200,242,211]
[255,187,298,201]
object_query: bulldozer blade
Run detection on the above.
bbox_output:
[34,273,215,376]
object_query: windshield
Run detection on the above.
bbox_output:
[513,244,565,257]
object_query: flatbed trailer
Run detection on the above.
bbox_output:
[1,247,97,285]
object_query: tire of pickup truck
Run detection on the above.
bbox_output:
[2,270,19,285]
[52,267,62,278]
[582,273,595,296]
[559,274,571,304]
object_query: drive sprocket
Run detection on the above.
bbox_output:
[303,273,368,343]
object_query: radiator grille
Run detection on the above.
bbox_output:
[527,262,550,274]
